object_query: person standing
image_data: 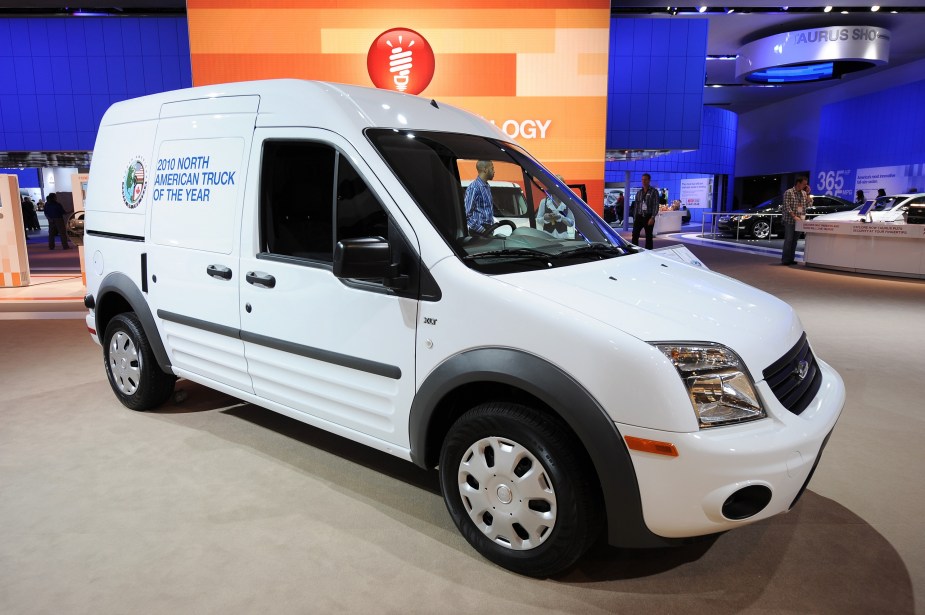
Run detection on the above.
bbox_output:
[464,160,496,236]
[21,197,37,234]
[632,173,659,249]
[781,176,808,266]
[536,176,575,239]
[44,192,70,250]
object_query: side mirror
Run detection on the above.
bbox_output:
[334,237,390,280]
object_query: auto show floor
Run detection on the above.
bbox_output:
[2,238,924,614]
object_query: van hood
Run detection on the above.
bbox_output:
[497,251,802,375]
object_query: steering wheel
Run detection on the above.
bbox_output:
[489,220,517,235]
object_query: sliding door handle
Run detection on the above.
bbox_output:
[207,264,232,280]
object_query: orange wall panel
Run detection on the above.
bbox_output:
[187,0,609,211]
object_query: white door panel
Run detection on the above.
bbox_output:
[239,127,418,447]
[146,105,257,394]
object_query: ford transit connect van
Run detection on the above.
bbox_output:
[83,80,844,577]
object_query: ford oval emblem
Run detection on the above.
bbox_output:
[794,360,810,381]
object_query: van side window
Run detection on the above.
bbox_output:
[261,141,335,261]
[336,155,389,243]
[261,141,390,265]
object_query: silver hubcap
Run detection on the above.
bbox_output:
[457,436,557,551]
[754,222,770,238]
[109,331,140,395]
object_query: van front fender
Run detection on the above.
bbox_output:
[409,347,674,548]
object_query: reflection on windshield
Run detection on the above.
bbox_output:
[367,129,631,274]
[872,197,898,211]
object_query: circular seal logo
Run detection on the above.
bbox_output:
[367,28,435,96]
[122,158,147,209]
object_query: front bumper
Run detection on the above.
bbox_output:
[618,358,844,539]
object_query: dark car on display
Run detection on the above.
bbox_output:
[716,193,856,239]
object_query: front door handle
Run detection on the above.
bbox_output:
[246,271,276,289]
[207,264,233,280]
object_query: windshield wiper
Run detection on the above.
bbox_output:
[553,243,628,259]
[462,248,553,262]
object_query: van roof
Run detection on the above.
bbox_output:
[99,79,507,141]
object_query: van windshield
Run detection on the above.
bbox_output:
[367,129,633,274]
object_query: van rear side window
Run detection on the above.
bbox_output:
[260,140,389,263]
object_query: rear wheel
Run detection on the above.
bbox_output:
[103,313,175,411]
[439,402,602,577]
[750,219,771,239]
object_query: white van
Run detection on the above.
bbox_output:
[83,80,844,577]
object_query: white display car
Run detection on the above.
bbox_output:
[82,79,844,577]
[813,193,925,222]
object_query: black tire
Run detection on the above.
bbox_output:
[439,402,603,577]
[103,312,176,411]
[750,219,772,240]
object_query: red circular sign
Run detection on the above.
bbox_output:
[367,28,435,96]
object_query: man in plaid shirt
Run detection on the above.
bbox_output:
[781,175,809,265]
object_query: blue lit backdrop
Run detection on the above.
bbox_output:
[0,17,191,151]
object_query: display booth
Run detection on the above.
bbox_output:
[0,174,31,287]
[802,219,925,279]
[70,173,89,285]
[654,210,684,235]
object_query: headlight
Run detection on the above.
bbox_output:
[739,214,752,221]
[654,343,766,428]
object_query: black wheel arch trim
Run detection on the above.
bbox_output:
[95,272,172,373]
[409,347,677,548]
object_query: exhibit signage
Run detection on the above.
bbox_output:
[186,0,611,211]
[679,177,712,209]
[802,220,925,238]
[736,26,890,81]
[814,163,925,200]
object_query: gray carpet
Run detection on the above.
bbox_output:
[1,242,923,614]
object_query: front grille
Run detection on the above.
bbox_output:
[762,333,822,416]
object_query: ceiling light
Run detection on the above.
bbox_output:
[871,5,880,11]
[726,8,735,13]
[699,6,708,13]
[824,6,833,12]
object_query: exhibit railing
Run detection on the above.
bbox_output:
[700,211,785,241]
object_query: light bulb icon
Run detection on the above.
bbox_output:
[388,36,413,92]
[367,28,435,96]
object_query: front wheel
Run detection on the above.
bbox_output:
[439,403,602,577]
[103,313,175,411]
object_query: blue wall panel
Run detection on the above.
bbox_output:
[0,167,41,188]
[606,106,738,218]
[0,16,191,152]
[816,79,925,171]
[607,17,708,152]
